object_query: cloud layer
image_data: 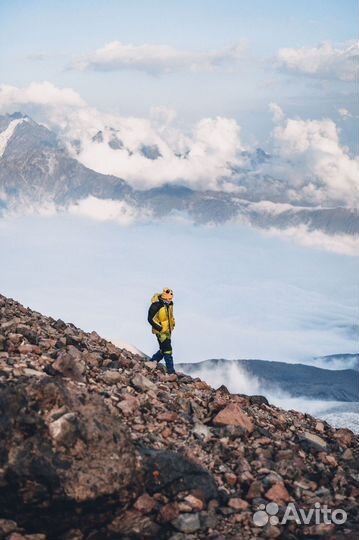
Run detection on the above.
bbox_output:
[1,82,358,209]
[73,40,249,74]
[68,196,147,225]
[277,40,359,81]
[262,104,359,206]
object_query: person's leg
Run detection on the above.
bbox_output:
[151,335,164,362]
[151,350,163,362]
[160,336,175,374]
[164,353,175,374]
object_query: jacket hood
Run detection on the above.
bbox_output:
[151,293,173,305]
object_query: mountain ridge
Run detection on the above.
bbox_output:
[1,112,358,237]
[177,358,359,402]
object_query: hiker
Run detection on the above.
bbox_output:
[148,288,176,374]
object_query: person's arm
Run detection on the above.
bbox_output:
[148,302,162,332]
[171,304,175,329]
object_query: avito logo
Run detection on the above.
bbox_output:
[253,502,347,527]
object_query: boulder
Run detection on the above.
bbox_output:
[212,403,254,433]
[299,431,328,452]
[0,377,141,537]
[140,448,218,501]
[249,395,269,406]
[101,370,122,384]
[131,373,156,392]
[265,483,292,504]
[52,351,85,382]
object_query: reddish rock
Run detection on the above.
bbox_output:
[228,498,249,510]
[162,373,178,383]
[159,502,180,522]
[18,344,34,354]
[334,428,354,447]
[134,493,157,514]
[184,494,204,511]
[161,427,172,438]
[247,480,264,499]
[52,351,85,382]
[322,454,338,467]
[315,421,325,433]
[157,411,178,422]
[224,472,237,486]
[265,483,291,504]
[108,510,160,537]
[212,403,254,433]
[102,370,122,384]
[117,394,140,415]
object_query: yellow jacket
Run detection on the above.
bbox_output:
[148,293,175,335]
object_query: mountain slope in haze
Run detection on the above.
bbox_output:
[1,293,359,539]
[1,112,358,237]
[313,353,359,371]
[177,358,359,402]
[0,113,131,207]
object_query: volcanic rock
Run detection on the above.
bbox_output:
[212,403,254,433]
[0,293,358,540]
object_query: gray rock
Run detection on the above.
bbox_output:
[192,422,212,442]
[199,511,218,529]
[171,513,201,533]
[23,368,47,378]
[131,373,156,392]
[102,370,123,384]
[301,432,328,451]
[49,412,79,446]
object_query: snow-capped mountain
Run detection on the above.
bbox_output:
[0,112,358,238]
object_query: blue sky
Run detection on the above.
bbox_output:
[0,0,357,145]
[0,2,357,371]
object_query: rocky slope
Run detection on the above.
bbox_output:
[0,294,358,540]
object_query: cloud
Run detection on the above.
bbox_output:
[0,82,86,111]
[72,40,249,74]
[261,104,359,206]
[0,82,243,191]
[68,196,146,224]
[276,40,359,81]
[269,102,285,123]
[1,82,358,209]
[338,107,354,120]
[262,226,359,257]
[49,104,246,190]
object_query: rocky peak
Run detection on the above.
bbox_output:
[0,293,358,539]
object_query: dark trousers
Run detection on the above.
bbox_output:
[151,334,175,373]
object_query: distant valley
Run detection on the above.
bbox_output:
[177,356,359,402]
